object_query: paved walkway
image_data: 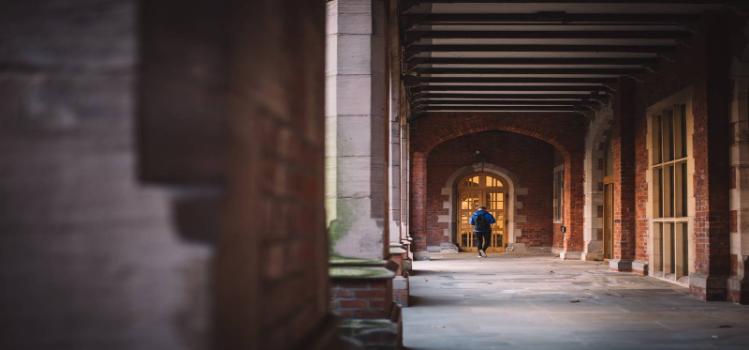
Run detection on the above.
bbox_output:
[403,253,749,350]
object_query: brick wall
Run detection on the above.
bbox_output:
[612,78,637,263]
[410,113,588,256]
[627,15,742,299]
[425,131,554,248]
[331,279,393,319]
[212,1,332,348]
[631,17,734,271]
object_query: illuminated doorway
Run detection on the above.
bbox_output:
[456,172,507,252]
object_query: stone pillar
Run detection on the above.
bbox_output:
[610,78,637,272]
[728,76,749,304]
[326,4,402,345]
[385,0,410,308]
[389,112,401,244]
[326,0,388,260]
[582,105,613,261]
[410,151,429,260]
[401,119,411,244]
[387,13,402,246]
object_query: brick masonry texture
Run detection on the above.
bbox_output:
[410,113,588,255]
[631,17,735,279]
[331,280,393,319]
[425,131,554,248]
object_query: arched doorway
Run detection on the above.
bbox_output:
[456,172,507,252]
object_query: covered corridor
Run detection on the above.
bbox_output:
[405,254,749,350]
[2,1,749,349]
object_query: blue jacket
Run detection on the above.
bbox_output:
[469,209,496,233]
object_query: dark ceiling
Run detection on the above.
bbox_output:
[400,0,745,118]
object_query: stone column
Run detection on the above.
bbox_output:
[729,75,749,304]
[327,4,402,343]
[326,0,388,260]
[401,118,411,243]
[389,114,401,245]
[387,16,402,246]
[582,105,613,261]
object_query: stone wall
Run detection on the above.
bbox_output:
[0,1,211,349]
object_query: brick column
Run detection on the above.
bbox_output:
[410,151,428,260]
[561,151,585,259]
[689,15,732,300]
[610,78,637,272]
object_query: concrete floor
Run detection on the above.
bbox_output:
[403,253,749,350]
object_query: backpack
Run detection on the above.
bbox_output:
[475,212,490,232]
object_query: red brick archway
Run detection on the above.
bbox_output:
[409,113,588,259]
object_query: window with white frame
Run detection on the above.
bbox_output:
[650,100,691,281]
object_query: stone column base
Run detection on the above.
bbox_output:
[581,240,603,261]
[393,276,409,307]
[689,273,728,301]
[304,313,343,350]
[413,251,430,261]
[632,260,649,276]
[727,276,749,304]
[551,247,563,256]
[506,242,527,254]
[560,250,582,260]
[338,318,401,350]
[608,259,633,272]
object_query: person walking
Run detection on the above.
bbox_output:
[470,206,496,258]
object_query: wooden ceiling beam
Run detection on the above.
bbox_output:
[409,84,612,92]
[412,92,607,100]
[403,76,617,84]
[416,99,599,105]
[405,56,661,68]
[403,13,700,26]
[406,44,676,57]
[411,66,644,75]
[404,29,690,44]
[413,105,590,111]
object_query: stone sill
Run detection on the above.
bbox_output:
[331,256,387,267]
[330,266,396,280]
[389,246,407,255]
[330,256,395,280]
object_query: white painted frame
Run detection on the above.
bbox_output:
[646,87,696,286]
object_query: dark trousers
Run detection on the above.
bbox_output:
[474,231,490,251]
